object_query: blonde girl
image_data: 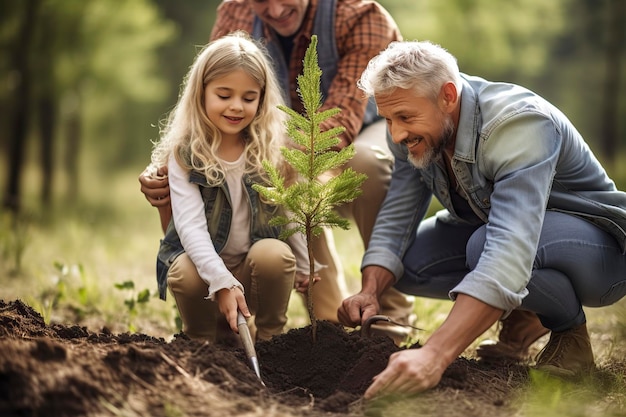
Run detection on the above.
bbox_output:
[150,31,310,342]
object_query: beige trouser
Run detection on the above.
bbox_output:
[303,119,415,323]
[167,239,295,342]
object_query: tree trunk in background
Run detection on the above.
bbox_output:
[600,0,624,166]
[39,95,55,206]
[38,7,57,208]
[65,103,81,205]
[3,0,40,213]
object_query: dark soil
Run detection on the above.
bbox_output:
[0,299,532,417]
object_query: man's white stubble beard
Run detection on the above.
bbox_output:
[407,115,455,169]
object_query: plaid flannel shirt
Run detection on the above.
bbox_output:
[210,0,401,147]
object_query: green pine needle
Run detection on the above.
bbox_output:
[252,35,367,340]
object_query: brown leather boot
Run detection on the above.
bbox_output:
[534,323,595,377]
[476,309,549,361]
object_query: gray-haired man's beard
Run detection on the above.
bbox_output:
[408,145,437,169]
[407,116,455,169]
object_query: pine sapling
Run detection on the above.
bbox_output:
[253,35,366,341]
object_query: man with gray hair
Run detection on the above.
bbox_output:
[339,40,626,397]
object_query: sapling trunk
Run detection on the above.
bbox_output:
[252,35,366,341]
[306,220,317,341]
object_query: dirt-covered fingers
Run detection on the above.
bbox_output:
[364,350,443,399]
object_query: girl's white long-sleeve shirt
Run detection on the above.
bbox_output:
[168,153,311,300]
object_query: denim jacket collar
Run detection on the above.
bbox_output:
[454,76,481,163]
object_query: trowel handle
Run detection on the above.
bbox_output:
[237,311,256,359]
[237,310,247,327]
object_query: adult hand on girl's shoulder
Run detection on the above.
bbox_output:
[217,284,249,333]
[139,165,170,208]
[294,272,320,294]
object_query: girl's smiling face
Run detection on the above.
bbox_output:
[204,69,261,143]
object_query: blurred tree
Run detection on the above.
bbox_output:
[541,0,625,168]
[34,3,63,207]
[1,0,175,211]
[3,0,40,212]
[76,0,174,172]
[381,0,565,80]
[152,0,219,111]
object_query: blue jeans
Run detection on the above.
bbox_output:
[395,211,626,332]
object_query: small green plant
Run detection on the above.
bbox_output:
[253,35,366,341]
[114,280,151,332]
[34,261,95,323]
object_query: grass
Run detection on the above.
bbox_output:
[1,165,178,336]
[1,165,626,416]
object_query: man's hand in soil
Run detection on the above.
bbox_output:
[338,265,394,327]
[364,345,446,398]
[364,294,503,398]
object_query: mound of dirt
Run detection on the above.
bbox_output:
[0,299,530,417]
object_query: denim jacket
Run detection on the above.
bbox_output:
[363,74,626,310]
[156,170,282,300]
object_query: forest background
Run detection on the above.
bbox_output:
[0,0,625,346]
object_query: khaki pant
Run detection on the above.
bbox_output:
[303,119,415,323]
[167,239,295,342]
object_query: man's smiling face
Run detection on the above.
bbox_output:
[376,88,454,169]
[248,0,309,37]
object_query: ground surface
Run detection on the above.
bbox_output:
[0,299,539,417]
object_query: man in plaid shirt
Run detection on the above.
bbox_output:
[141,0,409,342]
[211,0,416,338]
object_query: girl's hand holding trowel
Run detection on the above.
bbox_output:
[217,285,250,333]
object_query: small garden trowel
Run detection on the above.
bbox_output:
[361,314,422,338]
[237,311,265,386]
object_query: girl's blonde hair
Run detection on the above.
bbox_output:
[150,31,286,185]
